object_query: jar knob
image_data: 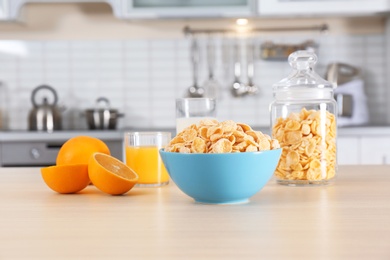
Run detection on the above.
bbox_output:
[288,51,317,70]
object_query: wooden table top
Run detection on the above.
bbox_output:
[0,165,389,259]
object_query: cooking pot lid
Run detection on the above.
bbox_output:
[85,108,118,112]
[95,97,110,109]
[85,97,117,111]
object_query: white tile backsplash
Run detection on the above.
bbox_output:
[0,34,388,130]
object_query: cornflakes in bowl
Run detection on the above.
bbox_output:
[159,119,282,204]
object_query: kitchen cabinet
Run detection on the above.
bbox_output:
[337,127,390,165]
[0,0,8,20]
[115,0,256,19]
[4,0,256,20]
[2,0,115,21]
[360,137,390,164]
[258,0,390,17]
[338,134,390,165]
[337,136,360,165]
[3,0,390,20]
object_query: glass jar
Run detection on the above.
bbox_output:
[270,51,337,186]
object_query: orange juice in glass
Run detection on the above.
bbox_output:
[125,132,171,187]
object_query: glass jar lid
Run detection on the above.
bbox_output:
[273,51,333,99]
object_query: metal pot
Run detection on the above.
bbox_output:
[85,97,123,130]
[28,85,62,132]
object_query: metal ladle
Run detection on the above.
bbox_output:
[246,42,259,95]
[187,37,205,98]
[202,36,220,98]
[231,42,247,97]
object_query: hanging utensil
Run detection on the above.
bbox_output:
[246,42,259,95]
[222,39,232,91]
[187,37,205,98]
[231,41,247,97]
[202,36,220,99]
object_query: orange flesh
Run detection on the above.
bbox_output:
[95,153,137,180]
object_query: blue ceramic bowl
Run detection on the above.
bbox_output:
[159,148,282,204]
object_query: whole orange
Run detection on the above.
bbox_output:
[41,164,90,194]
[56,136,110,165]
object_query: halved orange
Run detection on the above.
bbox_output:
[88,153,139,195]
[41,164,90,194]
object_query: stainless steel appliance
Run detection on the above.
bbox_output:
[84,97,124,130]
[28,85,63,132]
[325,63,369,126]
[0,131,123,167]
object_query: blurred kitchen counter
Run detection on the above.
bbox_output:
[255,126,390,136]
[0,129,174,166]
[1,126,390,166]
[0,130,124,142]
[336,125,390,136]
[0,129,176,142]
[2,125,390,141]
[257,125,390,136]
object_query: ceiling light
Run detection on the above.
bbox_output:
[236,18,249,26]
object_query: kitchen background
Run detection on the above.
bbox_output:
[0,2,389,131]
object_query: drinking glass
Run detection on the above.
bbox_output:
[124,132,171,187]
[175,98,217,134]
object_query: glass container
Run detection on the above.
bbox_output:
[270,51,337,186]
[124,132,171,187]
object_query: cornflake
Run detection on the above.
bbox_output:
[165,120,280,154]
[272,108,336,181]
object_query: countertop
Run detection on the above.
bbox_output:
[0,129,174,142]
[0,165,389,259]
[0,130,124,142]
[2,125,390,142]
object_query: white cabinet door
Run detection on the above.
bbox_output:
[258,0,390,16]
[0,0,8,20]
[338,137,360,165]
[4,0,116,20]
[360,137,390,165]
[118,0,256,19]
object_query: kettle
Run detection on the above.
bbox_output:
[28,85,62,132]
